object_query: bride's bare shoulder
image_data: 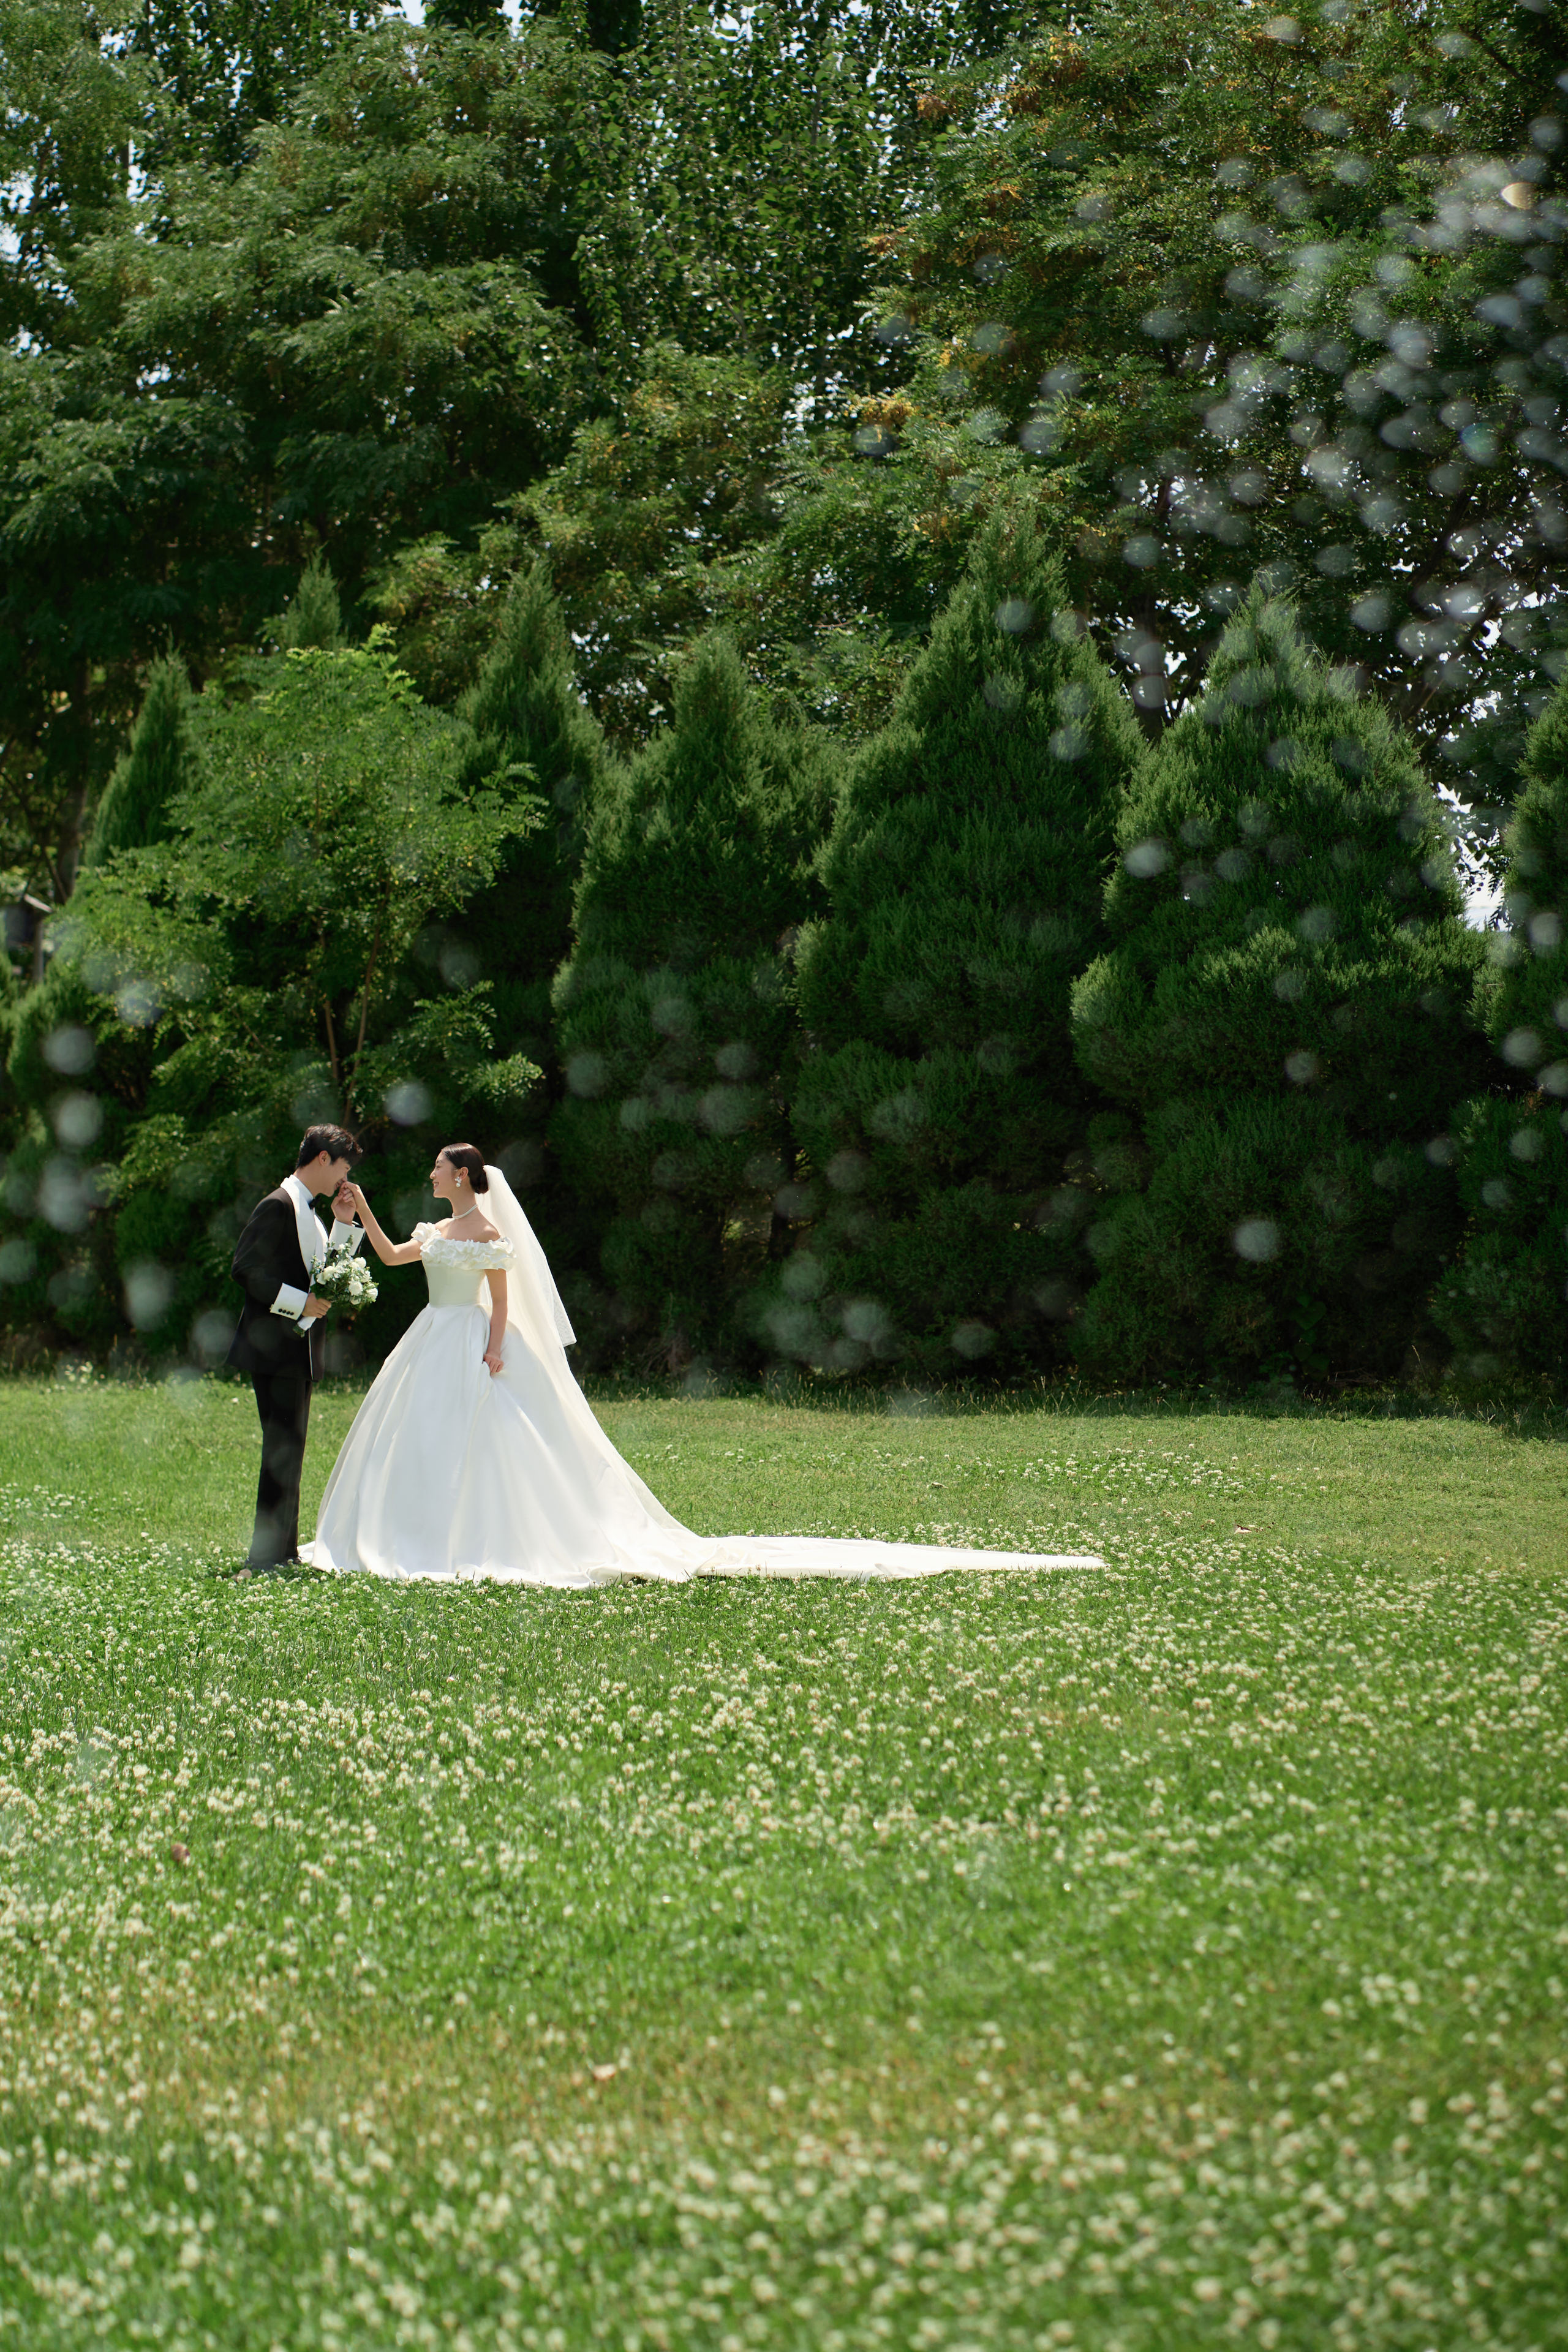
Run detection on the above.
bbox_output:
[426,1213,503,1245]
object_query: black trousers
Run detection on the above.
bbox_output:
[249,1366,312,1566]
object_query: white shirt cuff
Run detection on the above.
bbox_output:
[273,1282,308,1321]
[329,1220,363,1255]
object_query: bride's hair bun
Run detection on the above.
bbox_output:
[443,1143,489,1193]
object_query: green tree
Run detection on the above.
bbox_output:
[277,554,347,652]
[0,950,20,1248]
[0,0,1024,895]
[798,0,1567,846]
[1069,592,1491,1385]
[0,0,146,346]
[472,2,1049,741]
[128,638,533,1126]
[1,633,543,1362]
[777,507,1140,1377]
[551,633,833,1364]
[533,0,644,57]
[379,349,795,744]
[426,0,505,31]
[450,567,607,1284]
[458,566,602,1040]
[1477,678,1568,1082]
[0,18,607,897]
[79,657,198,870]
[1431,674,1568,1379]
[132,0,390,176]
[560,0,1008,396]
[511,349,791,743]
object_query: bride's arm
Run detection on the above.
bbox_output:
[483,1270,507,1376]
[339,1183,424,1267]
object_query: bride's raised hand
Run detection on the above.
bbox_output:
[338,1181,368,1220]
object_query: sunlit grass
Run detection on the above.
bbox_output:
[1,1373,1565,2349]
[5,1368,1564,1571]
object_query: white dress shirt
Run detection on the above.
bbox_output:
[271,1173,363,1326]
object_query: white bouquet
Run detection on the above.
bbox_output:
[312,1242,379,1315]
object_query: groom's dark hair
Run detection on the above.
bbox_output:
[296,1124,362,1169]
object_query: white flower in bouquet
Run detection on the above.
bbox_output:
[313,1243,379,1313]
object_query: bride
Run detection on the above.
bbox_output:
[307,1146,1100,1588]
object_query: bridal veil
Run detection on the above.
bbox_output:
[475,1166,1099,1584]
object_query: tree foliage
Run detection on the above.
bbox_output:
[551,635,834,1363]
[2,631,541,1360]
[448,565,608,1286]
[79,656,196,870]
[0,16,609,894]
[820,0,1568,855]
[777,508,1140,1376]
[510,349,791,744]
[277,554,347,654]
[3,0,1566,1382]
[0,0,1040,889]
[0,0,146,345]
[1070,592,1491,1384]
[1433,673,1568,1378]
[132,0,391,175]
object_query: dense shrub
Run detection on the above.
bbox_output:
[778,511,1142,1376]
[1475,672,1568,1089]
[551,634,834,1364]
[1430,1101,1568,1382]
[1432,675,1568,1379]
[1070,592,1491,1385]
[1,953,167,1356]
[3,657,208,1352]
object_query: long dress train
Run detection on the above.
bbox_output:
[306,1175,1101,1589]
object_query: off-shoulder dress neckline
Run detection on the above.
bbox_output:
[413,1221,514,1256]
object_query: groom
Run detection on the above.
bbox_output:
[227,1125,365,1569]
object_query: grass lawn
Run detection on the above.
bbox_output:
[1,1372,1565,2351]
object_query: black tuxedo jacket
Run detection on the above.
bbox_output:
[227,1188,326,1381]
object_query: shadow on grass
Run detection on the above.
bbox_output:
[216,1559,337,1585]
[571,1365,1568,1441]
[7,1355,1565,1442]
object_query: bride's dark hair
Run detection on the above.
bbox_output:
[442,1143,489,1194]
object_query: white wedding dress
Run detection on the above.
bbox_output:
[306,1169,1101,1589]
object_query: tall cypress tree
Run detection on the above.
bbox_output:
[1433,674,1568,1379]
[551,633,832,1363]
[1070,592,1491,1385]
[424,567,611,1307]
[80,657,198,870]
[779,511,1142,1376]
[457,567,605,1077]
